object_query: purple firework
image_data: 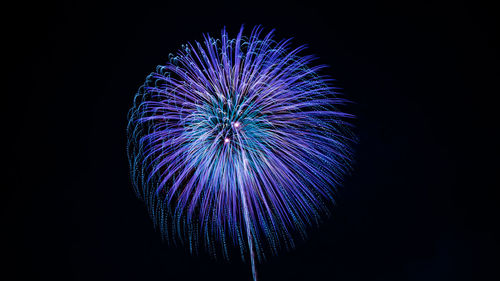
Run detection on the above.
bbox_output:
[127,26,355,280]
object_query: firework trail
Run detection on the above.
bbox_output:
[127,25,355,280]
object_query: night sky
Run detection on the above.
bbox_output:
[4,1,498,280]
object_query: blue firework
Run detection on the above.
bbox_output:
[127,25,355,280]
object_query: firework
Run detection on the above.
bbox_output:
[127,25,355,280]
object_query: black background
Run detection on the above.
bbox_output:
[4,0,498,280]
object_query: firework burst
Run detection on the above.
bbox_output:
[127,25,355,280]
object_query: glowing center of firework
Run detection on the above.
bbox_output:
[224,137,230,143]
[234,121,240,128]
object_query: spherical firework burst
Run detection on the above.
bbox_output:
[127,26,356,281]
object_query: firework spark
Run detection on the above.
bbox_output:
[127,25,355,280]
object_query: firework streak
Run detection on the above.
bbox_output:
[127,26,355,280]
